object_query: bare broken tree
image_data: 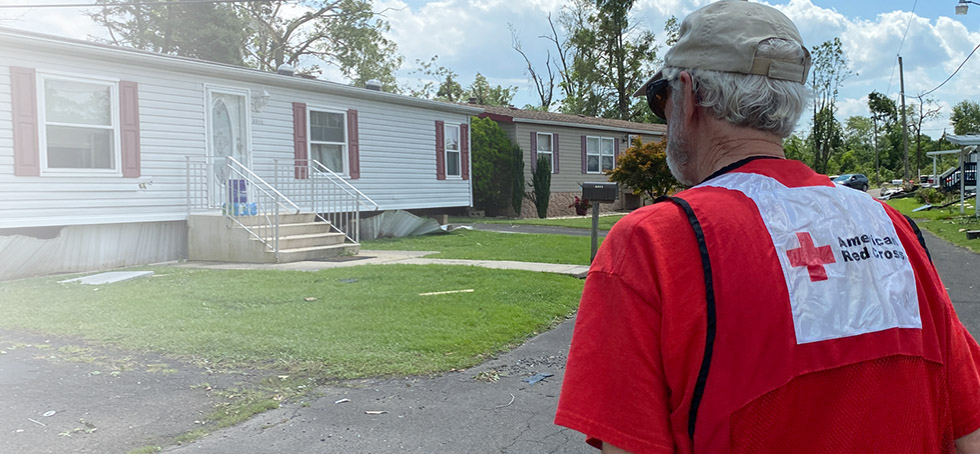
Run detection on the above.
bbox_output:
[510,23,554,110]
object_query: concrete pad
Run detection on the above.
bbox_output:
[59,271,154,285]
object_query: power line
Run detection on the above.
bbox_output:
[0,0,278,8]
[887,0,918,96]
[918,41,980,97]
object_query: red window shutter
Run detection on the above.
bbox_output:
[435,120,445,180]
[553,133,559,174]
[292,102,308,179]
[10,67,39,176]
[347,109,360,179]
[119,81,141,178]
[460,123,470,180]
[581,135,587,174]
[530,132,538,172]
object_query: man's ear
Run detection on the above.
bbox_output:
[677,70,698,126]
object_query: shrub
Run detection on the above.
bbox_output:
[470,117,516,216]
[606,137,678,200]
[511,144,525,216]
[916,188,945,205]
[531,156,551,218]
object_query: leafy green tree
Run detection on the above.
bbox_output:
[868,91,897,184]
[531,156,552,218]
[783,134,812,164]
[809,38,852,174]
[241,0,401,89]
[951,100,980,135]
[512,144,525,215]
[90,0,248,64]
[470,117,519,216]
[558,0,657,120]
[467,73,517,107]
[605,137,677,200]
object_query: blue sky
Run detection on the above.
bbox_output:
[2,0,979,138]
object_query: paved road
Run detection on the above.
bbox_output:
[1,226,977,454]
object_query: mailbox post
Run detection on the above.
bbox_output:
[582,182,618,263]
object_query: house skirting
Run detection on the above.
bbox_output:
[0,221,187,281]
[519,191,631,218]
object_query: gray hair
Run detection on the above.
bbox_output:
[662,39,810,138]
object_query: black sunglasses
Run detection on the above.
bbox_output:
[645,78,671,120]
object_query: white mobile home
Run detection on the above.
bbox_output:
[0,27,480,280]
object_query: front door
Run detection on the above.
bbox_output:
[206,88,250,208]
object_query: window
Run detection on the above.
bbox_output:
[445,123,461,177]
[586,136,615,173]
[39,75,119,173]
[536,132,554,173]
[309,109,347,174]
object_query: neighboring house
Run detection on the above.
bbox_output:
[0,27,480,280]
[477,105,667,217]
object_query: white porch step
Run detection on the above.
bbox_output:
[252,231,347,250]
[234,212,318,227]
[276,243,361,262]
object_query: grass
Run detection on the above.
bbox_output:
[0,264,583,378]
[887,197,980,253]
[363,229,599,265]
[449,214,626,231]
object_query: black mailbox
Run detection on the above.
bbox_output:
[582,182,618,203]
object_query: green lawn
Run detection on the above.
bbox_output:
[363,229,599,265]
[450,214,626,231]
[0,265,583,378]
[887,197,980,253]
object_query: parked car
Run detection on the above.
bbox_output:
[833,174,869,191]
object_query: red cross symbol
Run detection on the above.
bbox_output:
[786,232,836,282]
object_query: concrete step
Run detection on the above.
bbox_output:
[275,243,360,262]
[251,231,347,250]
[254,221,335,237]
[233,212,320,227]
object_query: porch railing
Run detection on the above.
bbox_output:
[186,156,380,249]
[260,159,380,243]
[186,156,302,261]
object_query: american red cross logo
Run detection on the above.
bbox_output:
[786,232,836,282]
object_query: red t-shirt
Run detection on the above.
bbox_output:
[555,159,980,453]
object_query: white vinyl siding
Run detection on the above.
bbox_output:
[586,136,615,173]
[444,123,461,178]
[38,73,120,175]
[308,108,347,174]
[536,132,554,173]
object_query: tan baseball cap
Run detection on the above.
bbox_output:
[634,0,811,96]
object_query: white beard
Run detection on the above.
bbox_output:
[665,97,696,186]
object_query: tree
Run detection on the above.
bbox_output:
[92,0,402,89]
[868,91,897,184]
[558,0,657,120]
[530,156,552,218]
[511,144,525,216]
[466,73,517,107]
[605,137,677,200]
[910,96,942,177]
[90,0,248,65]
[241,0,401,89]
[511,21,556,110]
[470,117,519,216]
[809,38,853,174]
[951,100,980,135]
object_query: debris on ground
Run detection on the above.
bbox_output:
[334,398,350,404]
[522,373,554,385]
[364,411,387,415]
[419,289,474,296]
[474,370,503,383]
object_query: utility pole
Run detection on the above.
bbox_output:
[899,56,910,183]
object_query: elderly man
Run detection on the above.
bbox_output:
[554,1,980,453]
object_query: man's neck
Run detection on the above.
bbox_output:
[691,123,785,182]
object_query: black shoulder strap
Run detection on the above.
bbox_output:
[655,195,717,441]
[903,215,933,263]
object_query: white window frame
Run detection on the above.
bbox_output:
[586,136,616,174]
[444,123,461,179]
[37,71,121,176]
[307,106,348,176]
[536,132,554,174]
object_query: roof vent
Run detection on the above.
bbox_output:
[365,79,383,91]
[276,64,294,76]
